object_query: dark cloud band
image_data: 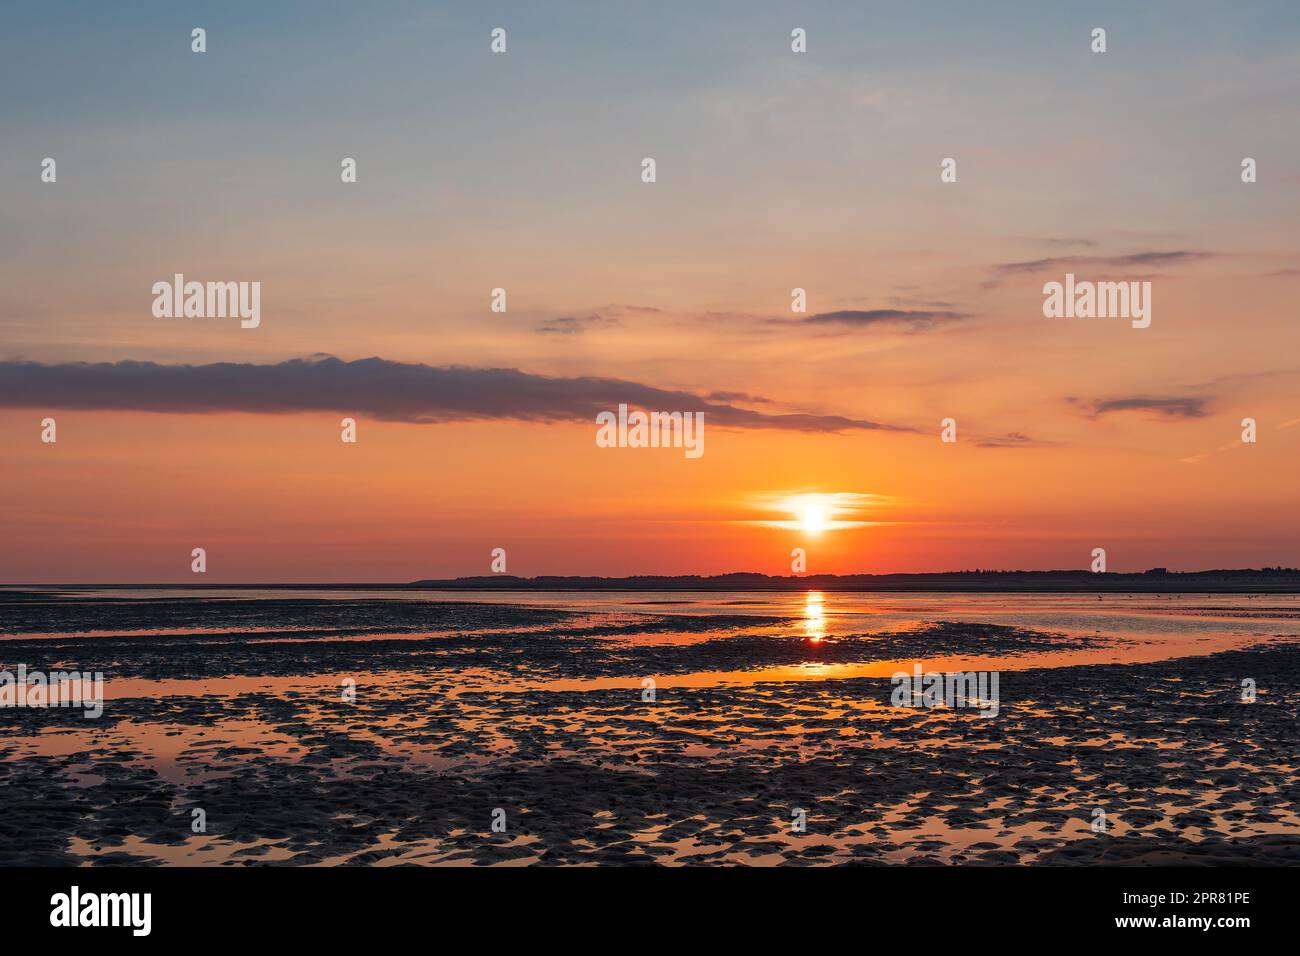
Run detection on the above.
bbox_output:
[0,355,905,433]
[1081,396,1210,419]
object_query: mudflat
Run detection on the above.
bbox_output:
[1,589,1296,866]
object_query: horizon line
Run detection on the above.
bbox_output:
[7,567,1300,592]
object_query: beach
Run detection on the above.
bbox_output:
[1,589,1297,866]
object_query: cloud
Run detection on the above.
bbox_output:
[975,432,1047,448]
[536,314,620,335]
[1072,395,1210,419]
[1037,238,1100,249]
[1181,416,1297,465]
[0,355,908,433]
[706,390,772,405]
[801,309,967,330]
[604,303,663,315]
[992,251,1211,276]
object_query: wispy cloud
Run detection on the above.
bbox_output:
[992,250,1212,276]
[535,313,620,335]
[801,309,968,330]
[975,432,1049,449]
[706,390,772,405]
[1036,238,1100,249]
[1181,415,1300,465]
[0,356,909,433]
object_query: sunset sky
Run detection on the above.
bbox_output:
[2,1,1299,582]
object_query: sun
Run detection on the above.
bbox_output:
[752,491,877,534]
[797,499,830,535]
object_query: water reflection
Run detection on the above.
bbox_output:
[803,591,826,642]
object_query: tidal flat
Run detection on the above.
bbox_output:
[1,589,1297,866]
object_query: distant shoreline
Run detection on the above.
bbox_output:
[9,569,1300,593]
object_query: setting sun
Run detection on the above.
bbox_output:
[799,500,830,535]
[745,492,882,539]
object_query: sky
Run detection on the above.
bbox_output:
[2,1,1299,582]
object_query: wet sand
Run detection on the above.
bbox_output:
[1,589,1297,866]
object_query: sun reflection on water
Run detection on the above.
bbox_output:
[803,591,826,642]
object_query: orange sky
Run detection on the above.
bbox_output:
[2,4,1298,581]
